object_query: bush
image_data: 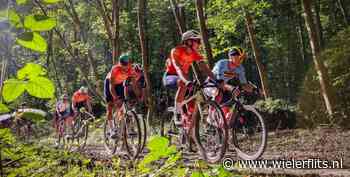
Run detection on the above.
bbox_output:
[255,98,297,130]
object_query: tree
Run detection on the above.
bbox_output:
[169,0,186,35]
[302,0,337,116]
[138,0,153,132]
[244,9,270,98]
[195,0,214,67]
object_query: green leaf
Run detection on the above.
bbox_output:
[17,63,47,79]
[191,171,203,177]
[42,0,62,4]
[2,79,26,102]
[16,32,47,52]
[26,76,55,99]
[8,10,22,28]
[147,136,170,151]
[16,0,27,5]
[0,103,10,113]
[24,14,56,31]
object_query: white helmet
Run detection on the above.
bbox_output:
[181,30,201,42]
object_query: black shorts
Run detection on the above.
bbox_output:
[104,79,124,102]
[75,101,87,110]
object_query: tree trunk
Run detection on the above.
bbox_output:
[195,0,214,67]
[169,0,185,35]
[337,0,349,26]
[302,0,337,116]
[138,0,153,134]
[112,0,120,64]
[313,0,324,48]
[244,10,270,98]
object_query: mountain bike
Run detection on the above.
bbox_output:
[164,66,228,163]
[221,83,267,160]
[69,108,95,150]
[103,79,144,160]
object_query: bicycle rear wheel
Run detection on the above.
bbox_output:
[194,100,228,163]
[123,110,142,160]
[232,105,267,160]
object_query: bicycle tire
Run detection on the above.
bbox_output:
[123,110,142,160]
[231,105,267,160]
[74,112,90,150]
[103,117,120,154]
[139,112,147,153]
[193,100,228,163]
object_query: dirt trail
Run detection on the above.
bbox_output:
[76,128,350,176]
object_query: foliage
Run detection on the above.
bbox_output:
[255,98,296,114]
[2,63,55,102]
[298,27,350,128]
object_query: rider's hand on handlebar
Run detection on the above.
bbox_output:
[185,80,193,88]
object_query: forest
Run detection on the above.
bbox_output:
[0,0,349,176]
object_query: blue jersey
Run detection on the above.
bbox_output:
[212,59,247,84]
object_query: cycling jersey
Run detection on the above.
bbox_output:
[170,45,204,75]
[109,64,136,85]
[212,59,247,84]
[165,58,177,75]
[72,91,90,104]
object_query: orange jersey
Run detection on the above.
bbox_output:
[170,45,204,75]
[109,64,136,85]
[72,91,90,103]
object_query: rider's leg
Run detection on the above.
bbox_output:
[175,80,186,113]
[107,102,115,129]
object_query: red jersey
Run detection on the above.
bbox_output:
[169,45,204,75]
[165,58,177,75]
[72,91,90,103]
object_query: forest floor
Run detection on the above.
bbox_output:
[43,126,350,177]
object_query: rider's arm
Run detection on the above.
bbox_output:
[170,49,189,84]
[236,65,253,92]
[197,61,216,80]
[86,97,92,112]
[109,79,118,101]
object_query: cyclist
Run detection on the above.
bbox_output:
[55,94,74,144]
[165,30,217,133]
[104,54,140,137]
[72,86,92,115]
[211,47,254,124]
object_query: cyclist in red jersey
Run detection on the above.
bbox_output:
[104,54,140,137]
[72,86,92,114]
[165,30,218,133]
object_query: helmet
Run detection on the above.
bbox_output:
[79,86,88,93]
[61,94,68,100]
[133,63,142,72]
[119,54,130,66]
[228,47,244,57]
[181,30,201,42]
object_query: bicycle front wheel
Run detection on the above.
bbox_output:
[232,105,267,160]
[194,100,228,163]
[72,113,90,150]
[123,110,142,160]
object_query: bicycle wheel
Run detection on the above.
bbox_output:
[138,112,147,153]
[232,105,267,160]
[194,100,228,163]
[57,120,66,148]
[72,113,89,150]
[103,116,122,154]
[123,110,142,160]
